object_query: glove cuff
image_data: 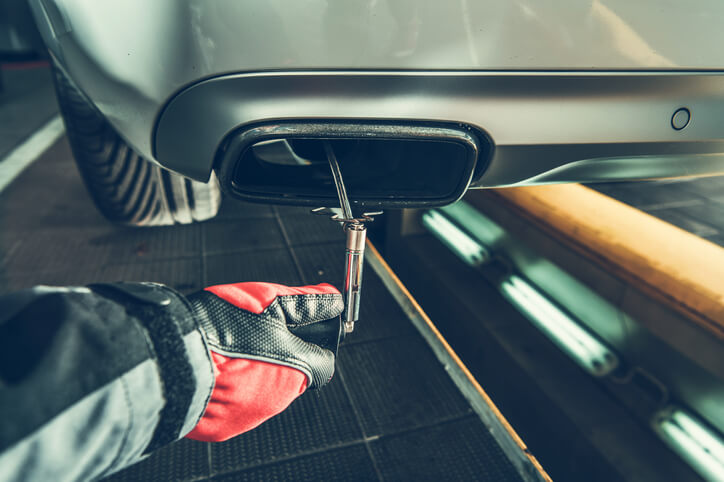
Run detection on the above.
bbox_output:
[90,283,215,451]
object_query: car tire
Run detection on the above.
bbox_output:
[51,62,221,226]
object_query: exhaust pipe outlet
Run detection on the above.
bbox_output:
[214,121,489,209]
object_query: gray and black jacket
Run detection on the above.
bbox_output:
[0,283,215,482]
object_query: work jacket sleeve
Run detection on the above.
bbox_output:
[0,283,215,482]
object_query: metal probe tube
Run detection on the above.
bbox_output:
[324,142,354,220]
[343,223,366,333]
[323,140,369,334]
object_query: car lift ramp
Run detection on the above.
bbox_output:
[0,139,549,481]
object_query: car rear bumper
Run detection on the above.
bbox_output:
[155,70,724,188]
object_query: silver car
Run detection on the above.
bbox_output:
[30,0,724,225]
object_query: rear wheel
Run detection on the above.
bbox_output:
[51,63,220,226]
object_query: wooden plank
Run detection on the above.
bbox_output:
[468,184,724,338]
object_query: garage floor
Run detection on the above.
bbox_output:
[0,62,56,159]
[0,138,535,481]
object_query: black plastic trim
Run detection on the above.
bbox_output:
[215,120,487,208]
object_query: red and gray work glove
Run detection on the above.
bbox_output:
[185,282,343,442]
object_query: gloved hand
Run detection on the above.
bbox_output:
[185,282,343,442]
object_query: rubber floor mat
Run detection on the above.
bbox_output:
[213,444,379,482]
[209,375,361,476]
[337,335,473,436]
[106,438,209,482]
[370,415,523,481]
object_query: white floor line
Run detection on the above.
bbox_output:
[0,115,65,194]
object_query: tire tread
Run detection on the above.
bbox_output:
[51,62,220,226]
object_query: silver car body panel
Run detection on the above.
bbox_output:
[29,0,724,184]
[156,71,724,184]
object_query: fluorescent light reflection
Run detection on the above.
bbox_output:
[654,407,724,481]
[500,275,619,376]
[440,201,506,248]
[422,210,489,267]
